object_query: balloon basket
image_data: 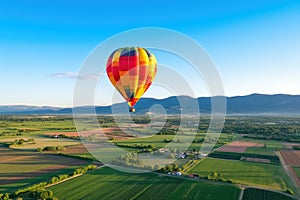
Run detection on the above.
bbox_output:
[129,107,135,112]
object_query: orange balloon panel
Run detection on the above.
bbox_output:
[106,47,157,110]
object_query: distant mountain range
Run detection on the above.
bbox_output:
[1,94,300,115]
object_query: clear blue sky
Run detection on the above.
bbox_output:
[0,0,299,106]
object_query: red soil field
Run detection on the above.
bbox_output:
[47,128,121,137]
[0,147,89,185]
[64,143,99,155]
[217,141,263,153]
[240,157,271,164]
[47,127,133,140]
[280,149,300,167]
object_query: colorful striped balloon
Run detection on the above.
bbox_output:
[106,47,157,112]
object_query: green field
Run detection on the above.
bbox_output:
[50,167,241,200]
[208,151,281,165]
[0,116,76,134]
[242,188,295,200]
[0,136,81,151]
[116,132,229,152]
[293,167,300,178]
[245,147,276,156]
[187,158,289,190]
[1,115,300,199]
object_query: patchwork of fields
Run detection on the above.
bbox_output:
[1,116,300,199]
[0,147,91,193]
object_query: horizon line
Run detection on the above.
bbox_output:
[0,93,299,108]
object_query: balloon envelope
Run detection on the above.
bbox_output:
[106,47,157,112]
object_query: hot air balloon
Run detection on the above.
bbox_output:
[106,47,157,112]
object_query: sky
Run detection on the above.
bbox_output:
[0,0,300,107]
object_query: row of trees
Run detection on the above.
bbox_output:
[37,145,65,152]
[10,138,35,146]
[115,143,155,150]
[0,132,22,137]
[157,127,178,135]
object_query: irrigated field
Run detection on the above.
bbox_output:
[50,167,241,200]
[187,158,289,191]
[242,188,295,200]
[0,147,91,193]
[293,167,300,178]
[245,147,276,156]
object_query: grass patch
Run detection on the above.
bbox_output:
[293,167,300,178]
[245,147,276,156]
[187,158,289,191]
[242,188,295,200]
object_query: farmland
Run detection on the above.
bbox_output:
[244,147,276,156]
[0,115,300,199]
[50,166,241,200]
[208,151,281,165]
[217,141,263,153]
[280,150,300,166]
[187,158,290,191]
[293,167,300,178]
[0,146,91,193]
[242,188,295,200]
[0,136,81,151]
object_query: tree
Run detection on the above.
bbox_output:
[154,164,160,171]
[166,165,173,172]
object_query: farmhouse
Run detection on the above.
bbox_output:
[177,153,186,159]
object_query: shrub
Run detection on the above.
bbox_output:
[286,188,294,195]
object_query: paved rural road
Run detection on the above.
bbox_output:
[238,186,244,200]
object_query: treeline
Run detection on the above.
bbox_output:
[8,138,35,147]
[112,152,157,170]
[0,132,22,137]
[159,163,180,172]
[50,134,80,140]
[156,127,178,135]
[0,165,97,200]
[163,138,183,143]
[159,159,201,173]
[115,143,156,151]
[293,146,300,150]
[243,134,300,142]
[196,117,300,142]
[37,145,65,152]
[189,172,234,184]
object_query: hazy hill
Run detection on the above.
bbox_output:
[1,94,300,115]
